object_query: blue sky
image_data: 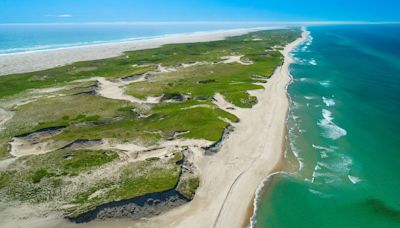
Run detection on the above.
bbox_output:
[0,0,399,23]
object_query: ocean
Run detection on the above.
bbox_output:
[253,25,400,227]
[0,23,279,55]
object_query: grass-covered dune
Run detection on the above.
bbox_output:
[0,28,301,219]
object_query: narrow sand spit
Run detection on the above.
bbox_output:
[67,30,309,228]
[0,28,281,76]
[0,29,307,228]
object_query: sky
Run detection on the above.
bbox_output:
[0,0,399,23]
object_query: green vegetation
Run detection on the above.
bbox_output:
[48,100,237,143]
[0,61,154,98]
[0,29,299,100]
[3,94,131,137]
[176,176,200,200]
[0,149,118,202]
[0,149,183,217]
[65,151,183,217]
[0,29,301,218]
[31,168,51,183]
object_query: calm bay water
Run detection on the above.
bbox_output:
[0,23,278,54]
[254,25,400,227]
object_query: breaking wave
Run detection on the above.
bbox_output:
[318,109,347,140]
[322,96,335,107]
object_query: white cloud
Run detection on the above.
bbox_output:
[44,14,72,18]
[58,14,72,18]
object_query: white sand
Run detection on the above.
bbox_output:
[0,29,308,228]
[0,28,278,76]
[75,30,310,228]
[221,55,253,65]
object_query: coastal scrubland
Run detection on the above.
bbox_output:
[0,29,301,221]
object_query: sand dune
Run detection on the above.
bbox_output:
[77,30,309,228]
[0,29,308,228]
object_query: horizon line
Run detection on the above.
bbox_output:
[1,20,400,26]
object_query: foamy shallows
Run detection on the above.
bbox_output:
[309,59,317,65]
[304,95,317,100]
[308,189,331,198]
[293,57,304,64]
[319,80,331,87]
[347,175,361,184]
[304,34,313,46]
[322,96,335,107]
[255,25,400,227]
[318,109,347,140]
[312,144,336,158]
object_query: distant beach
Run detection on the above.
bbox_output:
[0,27,280,75]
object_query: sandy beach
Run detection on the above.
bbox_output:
[0,29,308,228]
[0,27,279,76]
[138,29,309,228]
[68,29,308,228]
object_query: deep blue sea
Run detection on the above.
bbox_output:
[0,23,279,54]
[254,25,400,227]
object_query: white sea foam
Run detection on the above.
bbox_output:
[309,59,317,65]
[318,109,347,140]
[322,96,335,107]
[249,171,289,228]
[294,57,305,64]
[304,35,313,46]
[304,96,315,100]
[290,142,304,170]
[312,144,336,158]
[308,189,331,198]
[320,151,329,158]
[318,155,352,173]
[312,144,337,159]
[298,77,309,82]
[312,144,337,152]
[319,80,331,87]
[348,175,362,184]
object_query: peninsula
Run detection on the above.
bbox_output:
[0,28,305,228]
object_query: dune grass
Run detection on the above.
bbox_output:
[176,176,200,200]
[65,151,183,217]
[0,29,299,99]
[0,28,301,216]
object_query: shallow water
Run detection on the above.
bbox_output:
[0,23,280,54]
[254,25,400,227]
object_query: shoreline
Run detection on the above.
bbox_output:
[247,29,310,228]
[78,29,309,228]
[0,28,308,228]
[0,27,279,76]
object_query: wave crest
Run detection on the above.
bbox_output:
[318,109,347,140]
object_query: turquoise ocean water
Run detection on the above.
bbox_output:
[254,25,400,227]
[0,23,279,55]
